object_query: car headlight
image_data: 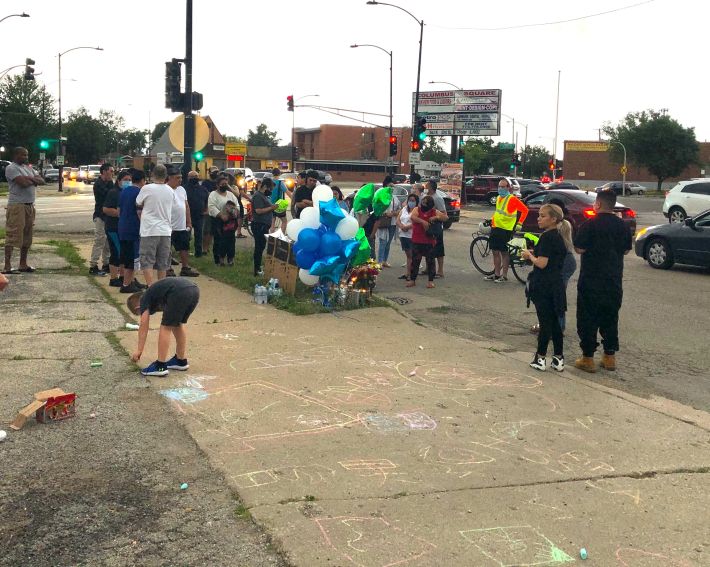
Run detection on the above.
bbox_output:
[635,227,648,240]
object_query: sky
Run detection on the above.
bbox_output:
[2,0,706,158]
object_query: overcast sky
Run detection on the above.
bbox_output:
[3,0,705,157]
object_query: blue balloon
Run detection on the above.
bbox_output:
[341,239,359,260]
[298,228,321,252]
[308,255,343,276]
[319,231,342,257]
[319,198,346,230]
[296,248,319,270]
[292,242,302,254]
[321,263,346,284]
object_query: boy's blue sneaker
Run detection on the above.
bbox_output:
[141,360,169,376]
[166,355,189,371]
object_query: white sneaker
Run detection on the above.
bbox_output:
[551,356,565,372]
[529,354,546,372]
[494,276,508,283]
[483,274,497,281]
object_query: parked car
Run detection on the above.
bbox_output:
[464,175,521,206]
[224,167,256,191]
[547,181,580,191]
[253,171,273,189]
[68,167,79,181]
[44,169,60,182]
[86,164,101,183]
[280,172,299,190]
[595,181,647,196]
[0,160,10,182]
[521,190,636,236]
[78,165,89,182]
[392,173,409,184]
[662,179,710,223]
[635,209,710,269]
[516,178,546,197]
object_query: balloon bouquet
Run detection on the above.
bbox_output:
[284,183,393,294]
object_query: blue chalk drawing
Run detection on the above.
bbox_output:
[160,387,210,404]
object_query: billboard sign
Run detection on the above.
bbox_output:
[412,89,502,136]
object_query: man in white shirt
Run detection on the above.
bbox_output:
[136,164,175,286]
[166,167,199,277]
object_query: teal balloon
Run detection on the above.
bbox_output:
[319,198,346,229]
[298,228,321,252]
[372,186,393,216]
[319,232,342,257]
[352,183,375,213]
[341,239,359,260]
[309,255,342,276]
[320,263,346,284]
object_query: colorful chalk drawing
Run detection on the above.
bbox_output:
[584,479,641,505]
[460,525,573,566]
[360,411,437,433]
[337,458,419,486]
[231,464,336,490]
[160,387,210,404]
[397,361,543,391]
[315,516,436,566]
[616,547,694,566]
[419,444,496,478]
[213,333,240,341]
[238,345,361,371]
[317,371,409,409]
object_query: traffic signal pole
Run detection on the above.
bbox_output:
[412,19,423,177]
[182,0,194,179]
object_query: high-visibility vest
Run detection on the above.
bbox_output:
[493,195,517,231]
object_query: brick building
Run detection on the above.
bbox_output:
[563,140,710,189]
[293,124,412,183]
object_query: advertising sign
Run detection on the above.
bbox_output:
[412,89,502,136]
[439,162,463,201]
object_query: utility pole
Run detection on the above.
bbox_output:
[182,0,194,179]
[552,70,561,181]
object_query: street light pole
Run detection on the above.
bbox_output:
[366,1,423,177]
[0,12,30,24]
[57,45,103,192]
[292,94,319,170]
[553,69,561,181]
[351,44,393,172]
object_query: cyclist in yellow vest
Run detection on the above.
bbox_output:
[485,178,529,282]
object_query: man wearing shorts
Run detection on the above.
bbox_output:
[3,147,44,274]
[127,277,200,376]
[166,166,199,277]
[118,169,147,293]
[136,164,174,286]
[485,178,528,283]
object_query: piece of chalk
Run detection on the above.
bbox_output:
[580,548,588,560]
[180,483,189,490]
[90,361,103,367]
[0,430,7,442]
[418,345,424,350]
[125,323,139,330]
[408,370,417,376]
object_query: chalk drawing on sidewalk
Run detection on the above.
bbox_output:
[232,464,336,490]
[214,333,240,341]
[318,371,409,410]
[237,346,361,371]
[251,329,286,337]
[460,525,574,566]
[360,411,437,433]
[397,361,543,391]
[338,458,402,486]
[315,515,436,566]
[160,387,210,404]
[419,444,496,476]
[616,547,694,566]
[191,381,360,453]
[585,479,641,505]
[489,416,612,441]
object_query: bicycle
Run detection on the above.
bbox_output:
[469,220,535,284]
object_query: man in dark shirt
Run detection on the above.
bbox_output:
[89,163,114,275]
[251,177,278,276]
[127,277,200,377]
[201,167,220,254]
[291,170,316,218]
[573,189,633,373]
[185,171,209,257]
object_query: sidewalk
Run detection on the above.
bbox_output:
[91,251,710,565]
[0,244,284,567]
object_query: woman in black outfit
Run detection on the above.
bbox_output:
[251,177,277,276]
[522,203,570,372]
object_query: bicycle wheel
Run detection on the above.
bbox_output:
[470,236,495,276]
[510,254,532,284]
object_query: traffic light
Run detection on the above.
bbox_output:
[458,139,465,163]
[293,146,300,160]
[548,159,555,170]
[389,135,398,156]
[193,151,204,162]
[24,58,35,81]
[414,115,428,143]
[287,95,294,111]
[165,60,182,111]
[510,153,516,170]
[191,91,203,111]
[410,139,421,152]
[39,139,50,150]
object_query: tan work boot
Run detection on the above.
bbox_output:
[574,356,597,373]
[600,353,616,371]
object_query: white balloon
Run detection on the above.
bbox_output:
[335,215,359,240]
[312,185,334,203]
[300,205,321,229]
[299,268,320,286]
[286,218,305,241]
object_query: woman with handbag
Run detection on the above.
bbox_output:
[407,195,447,289]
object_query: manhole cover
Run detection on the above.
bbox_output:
[387,296,412,305]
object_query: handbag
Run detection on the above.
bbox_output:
[426,220,444,239]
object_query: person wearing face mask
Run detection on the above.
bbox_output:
[397,193,418,281]
[486,178,528,283]
[102,169,131,287]
[407,194,448,288]
[251,177,278,276]
[185,171,208,258]
[118,169,148,293]
[201,167,220,254]
[291,170,318,219]
[208,175,239,266]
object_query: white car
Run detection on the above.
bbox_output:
[662,179,710,223]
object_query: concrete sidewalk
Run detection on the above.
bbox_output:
[100,258,710,565]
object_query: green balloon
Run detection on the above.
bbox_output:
[275,199,289,213]
[372,186,393,216]
[351,227,371,266]
[352,183,375,213]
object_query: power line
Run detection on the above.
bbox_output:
[429,0,657,31]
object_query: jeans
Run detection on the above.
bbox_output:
[90,217,110,267]
[252,222,269,274]
[577,288,622,357]
[534,293,564,357]
[105,230,121,267]
[192,214,204,256]
[377,225,397,263]
[411,243,435,282]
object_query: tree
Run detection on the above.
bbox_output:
[118,128,149,155]
[520,145,553,178]
[247,123,280,147]
[420,136,451,164]
[65,107,107,165]
[604,110,699,191]
[151,121,171,144]
[0,76,57,160]
[224,135,247,144]
[460,138,495,174]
